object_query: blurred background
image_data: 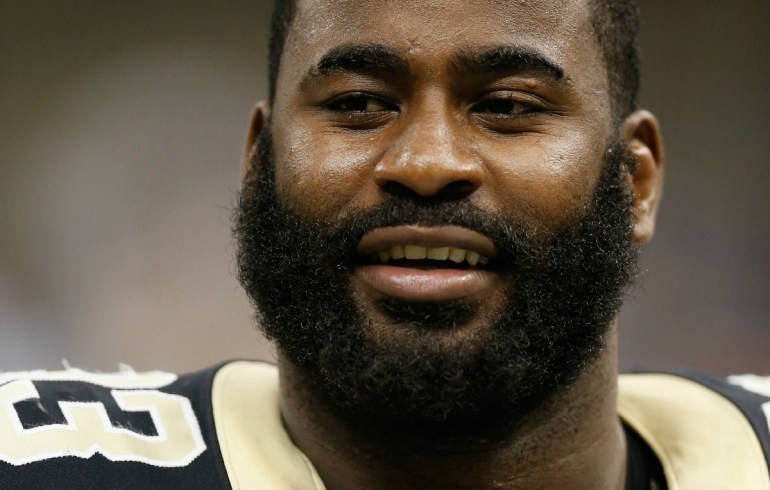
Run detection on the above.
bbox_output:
[1,1,767,373]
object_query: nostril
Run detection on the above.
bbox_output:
[442,180,478,200]
[380,179,479,201]
[380,181,422,199]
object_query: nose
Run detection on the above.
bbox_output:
[373,109,483,200]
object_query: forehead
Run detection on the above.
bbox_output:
[280,0,605,91]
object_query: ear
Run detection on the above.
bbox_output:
[241,101,271,186]
[621,109,664,244]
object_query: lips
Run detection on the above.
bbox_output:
[355,225,498,301]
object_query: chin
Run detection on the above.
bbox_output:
[351,286,509,357]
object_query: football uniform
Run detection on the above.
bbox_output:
[0,361,767,489]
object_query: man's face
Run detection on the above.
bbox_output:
[236,0,637,437]
[270,0,614,333]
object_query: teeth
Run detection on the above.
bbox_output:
[375,245,489,267]
[404,245,427,259]
[426,247,450,260]
[448,248,466,263]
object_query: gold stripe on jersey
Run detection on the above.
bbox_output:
[212,361,326,490]
[618,373,770,490]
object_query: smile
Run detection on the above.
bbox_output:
[372,245,490,268]
[355,225,499,302]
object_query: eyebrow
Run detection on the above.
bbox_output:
[302,43,409,86]
[452,45,564,81]
[300,43,564,89]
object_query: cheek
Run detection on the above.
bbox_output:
[273,122,382,219]
[484,132,603,227]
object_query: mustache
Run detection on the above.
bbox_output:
[294,196,531,266]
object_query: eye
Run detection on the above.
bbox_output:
[326,92,398,113]
[472,94,538,116]
[322,92,399,130]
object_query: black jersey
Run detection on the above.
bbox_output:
[1,361,768,489]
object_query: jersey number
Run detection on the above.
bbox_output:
[0,376,205,467]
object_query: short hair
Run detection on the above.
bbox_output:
[267,0,640,121]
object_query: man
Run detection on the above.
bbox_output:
[0,1,768,489]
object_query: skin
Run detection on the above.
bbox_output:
[242,0,664,488]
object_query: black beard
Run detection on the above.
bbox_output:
[234,130,638,441]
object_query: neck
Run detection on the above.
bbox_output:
[278,325,626,490]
